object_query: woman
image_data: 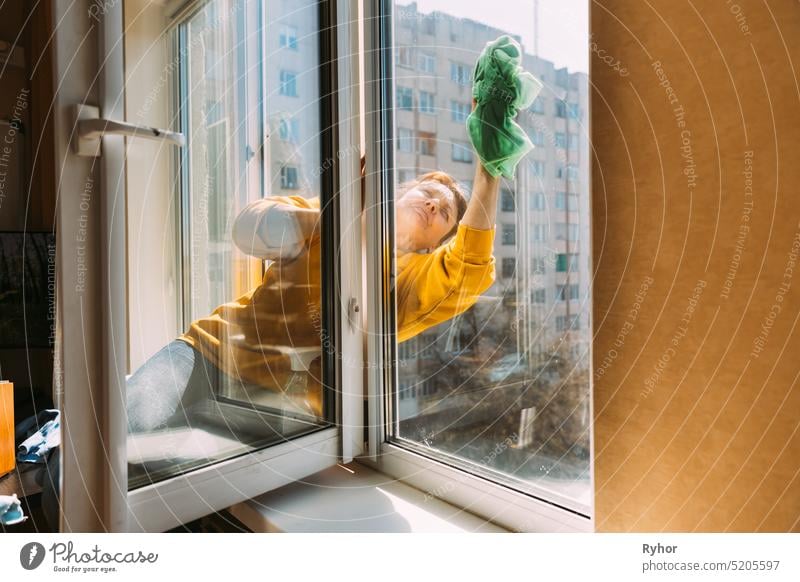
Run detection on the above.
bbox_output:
[126,159,501,432]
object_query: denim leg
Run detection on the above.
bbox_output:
[126,339,214,433]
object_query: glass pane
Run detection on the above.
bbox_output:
[392,1,590,511]
[127,0,330,489]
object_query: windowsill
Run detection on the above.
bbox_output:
[227,462,508,533]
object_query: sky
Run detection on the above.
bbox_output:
[412,0,589,74]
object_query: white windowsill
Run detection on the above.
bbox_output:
[227,462,508,533]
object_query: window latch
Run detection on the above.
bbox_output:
[71,104,186,157]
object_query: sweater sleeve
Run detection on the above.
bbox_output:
[232,195,320,260]
[396,223,496,342]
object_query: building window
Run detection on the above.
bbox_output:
[397,128,413,153]
[555,132,567,149]
[557,165,579,181]
[556,100,567,118]
[396,87,413,111]
[398,169,416,183]
[557,284,579,302]
[531,96,546,114]
[501,224,516,245]
[278,118,300,143]
[530,130,545,146]
[396,47,414,68]
[417,131,436,156]
[279,70,298,97]
[533,288,546,304]
[451,142,473,163]
[556,253,579,272]
[556,314,581,331]
[500,189,515,212]
[555,192,578,210]
[568,103,581,119]
[280,166,299,189]
[532,257,545,273]
[418,53,436,73]
[556,222,579,241]
[450,100,470,123]
[568,133,579,149]
[530,191,546,210]
[419,91,435,114]
[531,160,545,177]
[532,224,547,242]
[501,257,516,279]
[279,25,298,50]
[450,61,471,85]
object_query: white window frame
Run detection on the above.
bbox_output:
[52,0,362,532]
[360,0,593,533]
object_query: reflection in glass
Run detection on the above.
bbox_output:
[126,0,329,489]
[392,1,591,510]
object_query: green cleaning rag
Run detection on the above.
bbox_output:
[466,35,543,179]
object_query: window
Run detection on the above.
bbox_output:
[568,165,580,180]
[556,253,579,272]
[279,70,298,97]
[501,257,516,279]
[502,223,516,245]
[450,100,470,123]
[557,284,579,301]
[279,24,298,50]
[532,224,547,242]
[568,103,581,119]
[530,191,546,210]
[450,61,471,85]
[376,0,592,532]
[396,86,413,111]
[555,191,578,210]
[125,0,339,511]
[418,53,436,73]
[555,132,567,149]
[397,46,414,68]
[557,165,579,181]
[417,131,436,156]
[397,169,416,183]
[532,257,545,273]
[556,314,581,331]
[278,117,300,143]
[555,100,567,118]
[568,133,579,149]
[451,142,473,163]
[419,91,435,114]
[280,165,300,189]
[397,128,413,152]
[556,222,579,241]
[501,188,515,212]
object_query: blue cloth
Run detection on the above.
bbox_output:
[0,493,26,525]
[15,409,60,464]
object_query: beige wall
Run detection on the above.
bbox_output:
[592,0,800,531]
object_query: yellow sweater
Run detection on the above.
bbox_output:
[180,195,496,415]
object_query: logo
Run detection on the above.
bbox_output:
[20,542,46,570]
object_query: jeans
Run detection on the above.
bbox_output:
[126,339,218,433]
[38,340,220,530]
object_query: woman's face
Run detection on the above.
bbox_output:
[395,180,459,252]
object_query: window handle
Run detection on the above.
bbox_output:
[71,104,185,157]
